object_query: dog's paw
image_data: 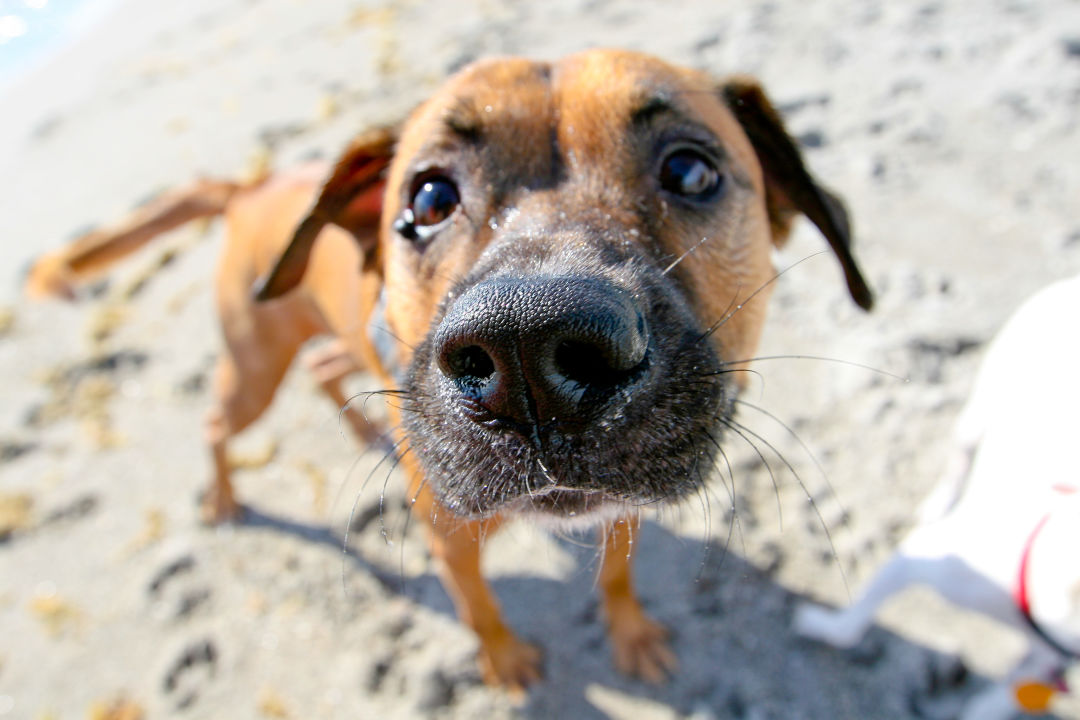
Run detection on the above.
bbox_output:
[198,486,242,525]
[609,610,678,684]
[791,601,863,649]
[476,631,544,700]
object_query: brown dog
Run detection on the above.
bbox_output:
[27,49,872,694]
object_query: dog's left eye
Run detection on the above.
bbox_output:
[394,176,460,242]
[659,149,723,199]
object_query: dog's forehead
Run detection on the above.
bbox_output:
[551,51,755,170]
[402,50,748,171]
[438,50,713,112]
[438,57,555,130]
[391,57,557,188]
[552,51,714,134]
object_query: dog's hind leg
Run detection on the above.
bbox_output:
[793,553,921,648]
[202,328,306,524]
[599,515,678,683]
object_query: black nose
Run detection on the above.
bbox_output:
[433,275,649,430]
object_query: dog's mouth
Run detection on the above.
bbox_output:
[507,486,618,520]
[401,266,729,522]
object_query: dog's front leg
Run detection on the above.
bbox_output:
[406,474,542,695]
[599,515,678,683]
[302,339,384,446]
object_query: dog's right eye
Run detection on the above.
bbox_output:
[395,176,460,242]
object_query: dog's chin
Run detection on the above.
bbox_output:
[429,472,635,524]
[508,487,630,530]
[434,482,635,530]
[406,362,730,527]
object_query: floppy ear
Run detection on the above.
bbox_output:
[721,78,874,311]
[253,126,396,301]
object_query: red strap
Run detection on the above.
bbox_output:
[1014,513,1051,619]
[1014,509,1077,670]
[1015,483,1077,616]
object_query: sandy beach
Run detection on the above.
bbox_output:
[2,1,1080,718]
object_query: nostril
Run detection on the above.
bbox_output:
[445,345,495,384]
[554,340,635,389]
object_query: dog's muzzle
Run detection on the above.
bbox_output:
[403,262,728,521]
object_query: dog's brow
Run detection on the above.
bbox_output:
[630,94,683,129]
[442,99,483,142]
[629,91,727,156]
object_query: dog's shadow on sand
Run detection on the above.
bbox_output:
[239,504,1031,720]
[240,504,413,589]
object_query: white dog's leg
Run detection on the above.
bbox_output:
[793,522,961,648]
[793,552,923,648]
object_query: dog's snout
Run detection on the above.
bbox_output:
[434,276,649,429]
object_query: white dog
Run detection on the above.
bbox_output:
[794,274,1080,719]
